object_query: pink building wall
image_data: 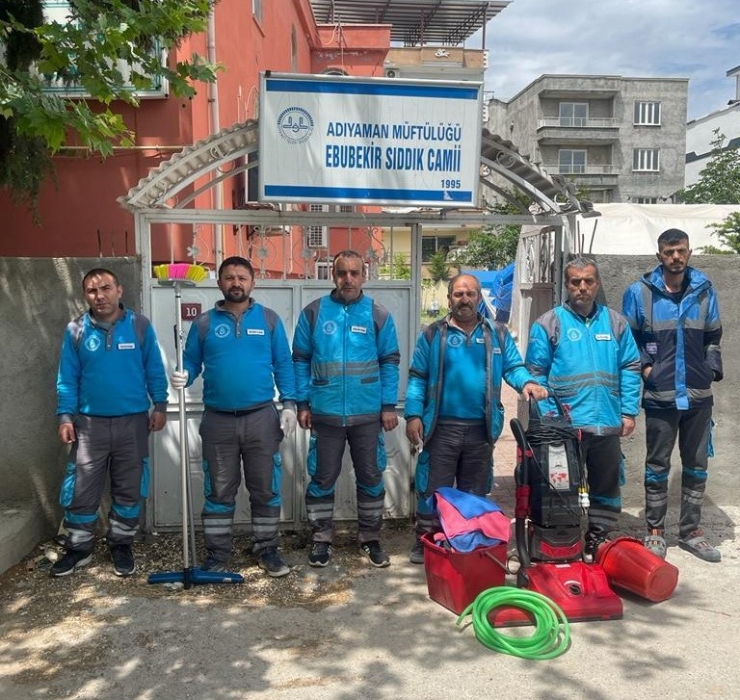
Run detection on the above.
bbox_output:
[0,0,390,265]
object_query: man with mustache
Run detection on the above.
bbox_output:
[293,250,400,568]
[526,257,641,560]
[405,273,548,564]
[171,256,297,576]
[54,268,168,577]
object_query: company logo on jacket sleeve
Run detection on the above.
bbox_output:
[214,324,231,338]
[322,320,337,335]
[567,328,582,342]
[85,336,101,352]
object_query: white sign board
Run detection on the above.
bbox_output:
[259,73,482,208]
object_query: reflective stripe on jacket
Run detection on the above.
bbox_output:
[526,303,641,435]
[622,265,722,410]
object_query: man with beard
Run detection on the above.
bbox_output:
[292,250,400,568]
[171,256,297,576]
[405,273,547,564]
[526,257,641,560]
[623,230,723,562]
[54,268,168,577]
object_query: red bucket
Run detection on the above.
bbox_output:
[596,537,679,603]
[422,533,507,614]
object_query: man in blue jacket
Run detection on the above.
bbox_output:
[623,229,723,562]
[405,273,548,564]
[293,250,400,568]
[526,257,641,559]
[171,256,297,577]
[54,268,168,577]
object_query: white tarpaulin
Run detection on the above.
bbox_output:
[576,203,740,255]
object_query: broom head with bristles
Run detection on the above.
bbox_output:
[153,263,209,283]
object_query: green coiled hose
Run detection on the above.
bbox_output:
[456,587,571,659]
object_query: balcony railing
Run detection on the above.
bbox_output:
[543,164,618,175]
[538,117,618,129]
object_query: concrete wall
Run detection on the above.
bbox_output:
[0,257,142,573]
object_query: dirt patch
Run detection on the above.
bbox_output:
[0,521,418,621]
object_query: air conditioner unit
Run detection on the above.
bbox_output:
[482,103,490,124]
[385,68,400,79]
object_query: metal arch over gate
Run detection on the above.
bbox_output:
[120,119,593,313]
[119,120,594,531]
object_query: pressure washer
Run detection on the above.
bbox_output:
[491,396,622,625]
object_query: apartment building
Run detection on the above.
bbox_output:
[488,74,688,203]
[685,65,740,187]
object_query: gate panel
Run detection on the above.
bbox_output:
[147,280,414,530]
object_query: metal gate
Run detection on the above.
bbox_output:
[121,122,590,531]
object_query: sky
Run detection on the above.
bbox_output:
[470,0,740,121]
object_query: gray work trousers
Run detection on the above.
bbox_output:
[305,420,387,544]
[60,412,150,553]
[414,421,492,537]
[199,405,283,560]
[644,405,712,538]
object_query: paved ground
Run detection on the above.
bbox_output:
[1,387,738,700]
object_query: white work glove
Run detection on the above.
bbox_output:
[280,408,297,438]
[170,370,189,390]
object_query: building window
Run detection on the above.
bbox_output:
[253,0,263,22]
[634,196,659,204]
[634,101,661,126]
[558,149,587,174]
[336,205,354,213]
[305,204,327,248]
[421,236,455,262]
[315,260,332,279]
[559,103,588,127]
[633,149,660,172]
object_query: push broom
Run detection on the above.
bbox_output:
[148,263,244,588]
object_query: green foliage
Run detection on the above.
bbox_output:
[678,130,740,205]
[702,212,740,254]
[455,224,519,270]
[453,188,530,270]
[0,0,219,209]
[379,253,411,280]
[427,249,449,282]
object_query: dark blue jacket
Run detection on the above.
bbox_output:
[622,265,722,410]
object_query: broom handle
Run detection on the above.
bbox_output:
[174,284,190,571]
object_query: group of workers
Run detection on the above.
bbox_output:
[51,227,723,580]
